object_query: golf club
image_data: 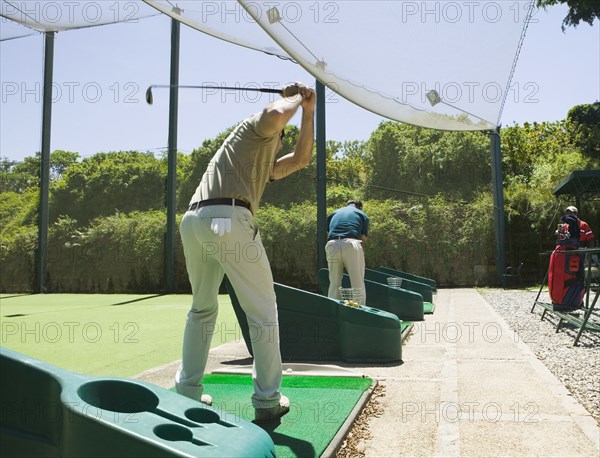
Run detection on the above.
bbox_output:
[145,85,283,105]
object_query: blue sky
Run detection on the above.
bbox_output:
[1,3,599,162]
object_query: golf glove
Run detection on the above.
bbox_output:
[351,239,362,251]
[211,218,231,236]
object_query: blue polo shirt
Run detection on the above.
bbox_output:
[327,206,369,240]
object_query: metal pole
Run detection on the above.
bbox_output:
[490,128,506,285]
[166,14,180,292]
[35,31,54,293]
[316,80,327,270]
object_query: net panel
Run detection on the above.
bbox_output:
[239,1,534,131]
[0,0,159,40]
[144,0,289,58]
[0,11,37,40]
[144,1,533,131]
[2,1,535,131]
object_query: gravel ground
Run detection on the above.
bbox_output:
[336,384,385,458]
[480,288,600,424]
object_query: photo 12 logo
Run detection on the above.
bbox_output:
[0,2,141,26]
[1,82,141,104]
[399,1,537,24]
[401,401,540,423]
[1,321,140,344]
[399,81,539,106]
[199,1,340,24]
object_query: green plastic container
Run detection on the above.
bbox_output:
[318,268,425,322]
[227,281,402,363]
[0,347,275,458]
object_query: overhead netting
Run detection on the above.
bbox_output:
[144,0,288,57]
[0,0,159,40]
[145,0,534,131]
[2,0,535,131]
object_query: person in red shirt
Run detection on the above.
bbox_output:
[565,206,595,248]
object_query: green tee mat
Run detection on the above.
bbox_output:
[227,281,403,363]
[0,294,238,377]
[317,268,425,322]
[177,374,373,458]
[0,347,275,457]
[365,268,434,303]
[377,266,438,291]
[423,301,436,314]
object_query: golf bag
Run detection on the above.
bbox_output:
[548,218,585,310]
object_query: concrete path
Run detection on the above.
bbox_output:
[362,288,599,458]
[134,288,600,457]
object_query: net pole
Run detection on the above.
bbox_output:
[166,13,180,292]
[35,31,54,293]
[316,80,327,270]
[490,128,506,285]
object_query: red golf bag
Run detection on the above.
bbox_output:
[548,218,585,310]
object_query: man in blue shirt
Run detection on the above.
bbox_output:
[325,200,369,304]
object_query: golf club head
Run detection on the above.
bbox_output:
[145,87,154,105]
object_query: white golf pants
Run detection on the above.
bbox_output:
[325,238,366,305]
[176,204,283,408]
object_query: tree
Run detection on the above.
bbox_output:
[0,157,35,193]
[566,102,600,158]
[1,150,81,194]
[324,140,367,207]
[261,126,317,207]
[12,150,80,181]
[48,150,80,179]
[363,122,407,200]
[177,128,234,211]
[0,158,18,173]
[364,122,490,201]
[537,0,600,30]
[51,151,166,224]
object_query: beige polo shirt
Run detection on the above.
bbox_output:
[189,112,278,214]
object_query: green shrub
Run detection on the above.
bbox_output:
[51,151,167,225]
[41,211,168,292]
[0,229,37,292]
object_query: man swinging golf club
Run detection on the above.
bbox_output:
[176,82,315,423]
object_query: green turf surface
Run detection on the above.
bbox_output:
[424,301,435,314]
[187,374,372,458]
[0,294,239,377]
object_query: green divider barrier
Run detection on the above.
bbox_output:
[227,281,402,363]
[0,347,275,458]
[377,266,437,291]
[365,268,434,303]
[317,269,425,322]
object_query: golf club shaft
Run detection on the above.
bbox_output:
[146,84,283,104]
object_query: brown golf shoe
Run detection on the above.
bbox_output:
[254,395,290,424]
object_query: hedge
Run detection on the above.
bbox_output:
[1,196,497,293]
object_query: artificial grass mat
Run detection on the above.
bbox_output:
[424,301,436,314]
[0,294,238,377]
[185,374,373,458]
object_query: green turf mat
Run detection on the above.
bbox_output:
[424,301,435,314]
[0,294,238,377]
[183,374,372,458]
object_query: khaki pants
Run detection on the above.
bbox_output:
[325,238,366,304]
[177,205,283,408]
